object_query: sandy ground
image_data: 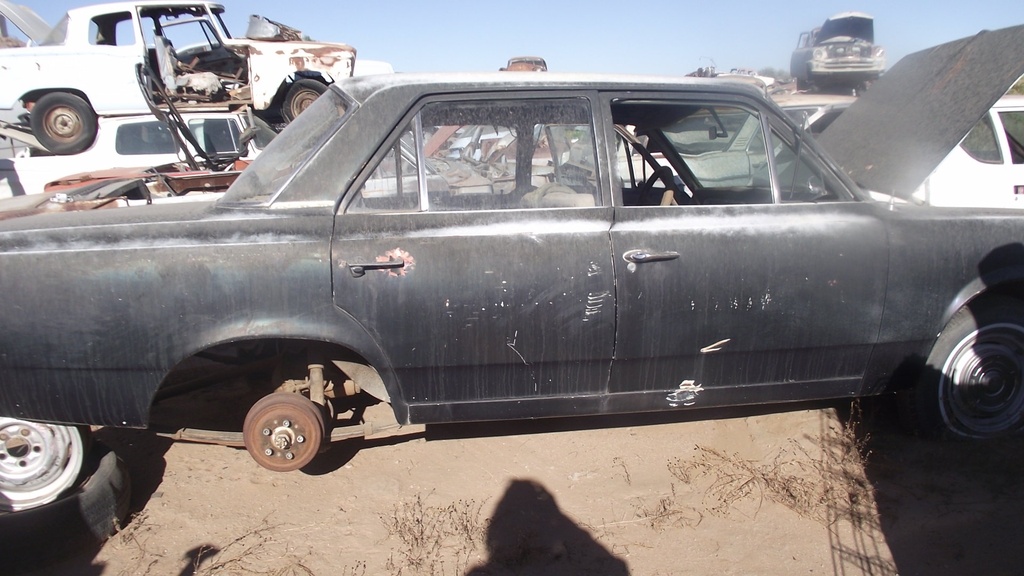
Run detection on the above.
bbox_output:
[23,396,1024,576]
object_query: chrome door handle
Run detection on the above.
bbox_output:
[347,258,405,278]
[623,249,680,264]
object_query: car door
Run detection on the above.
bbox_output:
[604,94,889,408]
[331,95,616,419]
[64,10,148,112]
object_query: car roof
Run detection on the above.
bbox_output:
[992,94,1024,110]
[818,23,1024,198]
[65,1,224,19]
[333,72,770,104]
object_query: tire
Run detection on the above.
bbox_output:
[0,442,130,573]
[0,420,86,511]
[29,92,98,155]
[900,296,1024,439]
[281,79,327,123]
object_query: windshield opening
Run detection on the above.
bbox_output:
[221,89,352,205]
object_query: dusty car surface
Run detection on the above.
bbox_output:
[0,0,356,155]
[2,26,1024,494]
[790,12,885,92]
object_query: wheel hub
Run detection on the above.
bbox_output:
[45,107,82,139]
[243,393,324,472]
[944,326,1024,435]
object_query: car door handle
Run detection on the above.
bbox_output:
[623,249,680,264]
[347,258,405,278]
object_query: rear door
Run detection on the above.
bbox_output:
[331,94,616,419]
[605,94,889,408]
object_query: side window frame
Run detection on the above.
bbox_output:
[604,92,776,207]
[765,113,853,203]
[342,92,604,214]
[960,113,1003,164]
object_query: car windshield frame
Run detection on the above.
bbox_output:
[220,88,354,206]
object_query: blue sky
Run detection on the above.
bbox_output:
[25,1,1024,75]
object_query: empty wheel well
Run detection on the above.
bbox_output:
[21,88,92,108]
[147,339,393,435]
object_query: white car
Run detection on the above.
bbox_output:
[0,111,267,198]
[911,95,1024,208]
[0,1,357,155]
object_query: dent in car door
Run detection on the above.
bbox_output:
[331,97,616,422]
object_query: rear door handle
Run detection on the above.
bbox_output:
[347,258,405,278]
[623,249,680,264]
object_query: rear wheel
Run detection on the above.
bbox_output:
[29,92,98,155]
[281,79,327,123]
[901,297,1024,438]
[0,419,86,512]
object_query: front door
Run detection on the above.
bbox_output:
[331,95,616,420]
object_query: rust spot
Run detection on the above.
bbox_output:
[377,248,415,277]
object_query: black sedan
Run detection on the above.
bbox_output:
[3,26,1024,504]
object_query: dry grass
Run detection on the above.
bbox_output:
[667,402,875,527]
[110,512,324,576]
[380,493,486,576]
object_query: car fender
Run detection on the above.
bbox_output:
[941,263,1024,330]
[169,306,410,424]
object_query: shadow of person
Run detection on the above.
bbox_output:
[466,479,629,576]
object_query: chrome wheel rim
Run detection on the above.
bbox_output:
[0,420,84,511]
[940,323,1024,437]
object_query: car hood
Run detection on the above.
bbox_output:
[817,12,875,44]
[0,1,51,45]
[817,24,1024,199]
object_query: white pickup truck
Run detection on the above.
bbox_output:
[0,1,357,155]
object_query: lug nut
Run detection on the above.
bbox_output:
[285,452,295,460]
[296,435,305,444]
[264,448,273,456]
[282,420,291,428]
[262,428,271,436]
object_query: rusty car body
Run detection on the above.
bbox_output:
[0,0,356,154]
[2,26,1024,499]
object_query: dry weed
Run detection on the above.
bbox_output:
[636,483,703,531]
[380,493,485,576]
[667,402,875,527]
[110,513,320,576]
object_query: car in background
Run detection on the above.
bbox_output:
[0,111,271,198]
[790,12,885,92]
[0,1,356,155]
[499,56,548,71]
[909,95,1024,208]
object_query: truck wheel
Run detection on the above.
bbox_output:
[282,79,327,123]
[29,92,98,155]
[900,297,1024,439]
[0,419,86,512]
